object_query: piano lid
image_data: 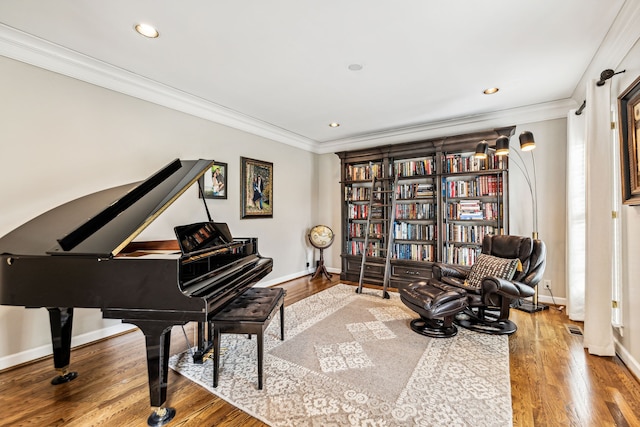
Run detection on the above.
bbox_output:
[0,159,215,258]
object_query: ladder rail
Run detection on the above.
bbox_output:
[356,164,396,299]
[357,171,377,293]
[380,177,398,299]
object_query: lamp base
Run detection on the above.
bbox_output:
[513,299,548,313]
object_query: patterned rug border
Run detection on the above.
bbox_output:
[172,349,273,426]
[170,284,513,426]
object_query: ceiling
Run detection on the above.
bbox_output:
[0,1,636,153]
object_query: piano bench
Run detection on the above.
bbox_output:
[211,287,285,390]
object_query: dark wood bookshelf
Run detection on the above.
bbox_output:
[336,126,515,288]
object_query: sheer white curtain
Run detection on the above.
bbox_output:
[566,109,586,320]
[582,80,615,356]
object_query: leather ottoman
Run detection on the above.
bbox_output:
[399,280,468,338]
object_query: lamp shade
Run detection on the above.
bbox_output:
[474,141,488,158]
[495,136,510,156]
[519,131,536,151]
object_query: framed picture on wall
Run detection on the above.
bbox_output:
[618,75,640,205]
[198,161,227,199]
[240,157,273,218]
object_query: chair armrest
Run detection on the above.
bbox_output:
[432,263,471,280]
[481,277,536,299]
[439,276,467,290]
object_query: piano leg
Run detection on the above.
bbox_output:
[47,307,79,385]
[126,320,177,427]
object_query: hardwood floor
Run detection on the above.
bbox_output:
[1,276,639,426]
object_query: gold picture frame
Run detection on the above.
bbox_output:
[240,157,273,218]
[618,75,640,205]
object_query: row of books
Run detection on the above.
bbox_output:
[395,202,436,220]
[443,175,502,197]
[346,241,381,257]
[394,158,436,177]
[344,186,383,202]
[454,199,482,220]
[348,222,384,239]
[396,182,435,199]
[443,153,504,173]
[346,163,384,181]
[347,204,384,220]
[392,244,435,262]
[444,224,496,243]
[446,201,501,220]
[442,244,481,266]
[393,222,437,241]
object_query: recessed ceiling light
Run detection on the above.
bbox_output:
[483,87,499,95]
[329,122,340,128]
[135,23,159,38]
[348,64,363,71]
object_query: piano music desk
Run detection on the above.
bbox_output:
[211,287,285,390]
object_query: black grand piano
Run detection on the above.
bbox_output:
[0,159,273,426]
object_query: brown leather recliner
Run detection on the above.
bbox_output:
[432,234,546,335]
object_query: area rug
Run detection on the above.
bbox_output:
[169,284,512,426]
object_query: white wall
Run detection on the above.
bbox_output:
[0,56,318,368]
[317,153,343,271]
[510,120,568,300]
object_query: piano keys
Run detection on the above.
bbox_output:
[0,159,273,426]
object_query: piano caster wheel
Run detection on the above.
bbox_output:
[147,407,176,427]
[382,291,390,299]
[51,371,78,385]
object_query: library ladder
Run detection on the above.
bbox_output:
[356,174,397,299]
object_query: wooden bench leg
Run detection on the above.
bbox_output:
[280,303,285,340]
[257,331,263,390]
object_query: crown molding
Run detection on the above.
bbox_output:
[571,0,640,102]
[0,24,317,152]
[316,98,578,154]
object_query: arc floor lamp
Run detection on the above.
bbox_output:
[475,131,547,312]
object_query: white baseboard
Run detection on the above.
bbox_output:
[537,294,567,307]
[255,270,310,287]
[615,337,640,381]
[0,323,137,371]
[256,267,341,288]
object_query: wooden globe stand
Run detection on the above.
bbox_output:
[310,247,332,281]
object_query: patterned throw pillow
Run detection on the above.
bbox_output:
[465,253,520,290]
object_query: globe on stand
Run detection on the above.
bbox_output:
[308,225,334,281]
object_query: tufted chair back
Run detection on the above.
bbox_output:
[481,234,546,288]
